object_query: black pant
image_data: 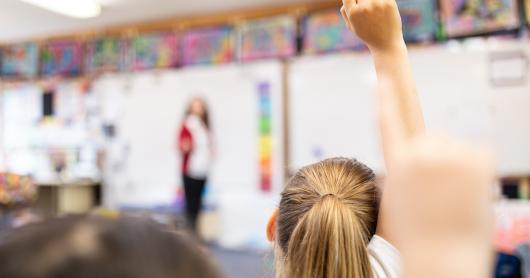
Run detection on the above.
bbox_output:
[183,175,206,233]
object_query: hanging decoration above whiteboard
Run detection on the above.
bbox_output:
[397,0,438,42]
[237,16,297,61]
[41,41,84,77]
[86,37,129,73]
[182,27,234,65]
[303,10,364,54]
[0,43,39,79]
[131,32,179,71]
[440,0,520,38]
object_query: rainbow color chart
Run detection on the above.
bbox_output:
[41,41,84,77]
[182,27,233,65]
[258,82,273,193]
[0,43,39,78]
[303,10,364,54]
[131,33,179,71]
[238,16,297,61]
[440,0,520,37]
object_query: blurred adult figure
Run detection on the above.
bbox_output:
[178,97,213,234]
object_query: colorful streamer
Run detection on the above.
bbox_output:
[303,9,364,54]
[131,32,179,71]
[440,0,520,37]
[182,27,233,65]
[258,82,273,193]
[0,43,39,78]
[238,16,297,61]
[86,37,128,73]
[41,41,84,77]
[398,0,438,42]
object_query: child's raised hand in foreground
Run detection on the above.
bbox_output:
[341,0,404,52]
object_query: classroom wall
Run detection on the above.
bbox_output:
[289,39,530,176]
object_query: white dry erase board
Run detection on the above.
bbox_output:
[289,41,530,176]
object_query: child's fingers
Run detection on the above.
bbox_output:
[340,6,355,32]
[378,82,407,164]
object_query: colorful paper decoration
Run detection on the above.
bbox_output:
[0,43,39,78]
[0,173,36,206]
[258,82,273,193]
[41,41,84,77]
[238,16,297,61]
[440,0,520,38]
[397,0,438,42]
[303,9,364,54]
[182,27,233,65]
[131,32,179,71]
[86,37,128,73]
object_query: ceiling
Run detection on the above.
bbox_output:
[0,0,328,43]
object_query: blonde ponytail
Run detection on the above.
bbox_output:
[276,158,377,278]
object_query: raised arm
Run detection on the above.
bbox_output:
[340,0,425,245]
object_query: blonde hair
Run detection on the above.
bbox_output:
[276,158,377,278]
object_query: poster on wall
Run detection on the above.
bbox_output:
[86,37,128,73]
[237,16,297,61]
[397,0,438,42]
[440,0,520,38]
[131,32,179,71]
[181,27,234,65]
[0,43,39,78]
[41,41,83,77]
[303,9,364,54]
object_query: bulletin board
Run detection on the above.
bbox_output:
[41,41,84,77]
[0,43,39,79]
[289,42,530,176]
[440,0,520,38]
[93,61,285,249]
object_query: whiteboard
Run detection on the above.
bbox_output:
[289,41,530,176]
[94,61,285,248]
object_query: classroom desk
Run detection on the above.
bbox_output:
[35,180,101,216]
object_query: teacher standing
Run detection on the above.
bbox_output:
[178,98,213,234]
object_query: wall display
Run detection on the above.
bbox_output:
[238,16,297,61]
[440,0,520,37]
[131,33,179,71]
[41,41,83,77]
[397,0,438,42]
[0,43,39,78]
[86,37,128,73]
[257,82,273,192]
[303,10,364,54]
[181,27,234,65]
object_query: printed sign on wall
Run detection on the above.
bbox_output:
[238,16,297,61]
[1,43,39,78]
[440,0,520,37]
[41,41,84,77]
[182,27,234,65]
[303,9,364,54]
[131,33,179,71]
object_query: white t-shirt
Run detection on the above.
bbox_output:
[368,235,401,278]
[185,115,211,179]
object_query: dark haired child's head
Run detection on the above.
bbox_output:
[0,215,222,278]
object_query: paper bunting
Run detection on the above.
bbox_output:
[41,41,84,77]
[1,43,39,78]
[258,82,273,193]
[440,0,520,38]
[182,27,234,65]
[86,37,128,73]
[303,9,364,54]
[238,16,297,61]
[131,32,179,71]
[398,0,438,42]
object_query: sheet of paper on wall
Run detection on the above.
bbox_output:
[490,51,528,87]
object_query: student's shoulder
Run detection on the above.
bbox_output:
[368,235,401,278]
